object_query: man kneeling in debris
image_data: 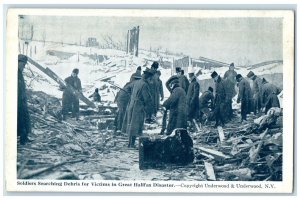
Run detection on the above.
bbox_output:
[89,88,101,102]
[125,68,154,148]
[162,76,187,135]
[61,68,82,120]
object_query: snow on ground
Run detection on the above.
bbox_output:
[23,40,283,105]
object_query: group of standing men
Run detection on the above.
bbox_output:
[114,61,282,148]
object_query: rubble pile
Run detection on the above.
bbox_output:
[193,108,283,181]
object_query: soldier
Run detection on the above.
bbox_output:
[236,74,252,122]
[211,71,226,127]
[130,66,142,82]
[89,88,101,102]
[247,71,263,115]
[125,68,154,148]
[18,54,32,145]
[199,87,214,123]
[261,78,281,114]
[223,63,237,120]
[166,67,189,93]
[162,76,187,135]
[115,73,141,133]
[181,69,190,93]
[186,68,200,125]
[61,68,82,120]
[146,61,159,122]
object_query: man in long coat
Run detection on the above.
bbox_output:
[199,87,214,123]
[115,74,141,132]
[223,63,237,120]
[146,61,159,122]
[18,54,32,145]
[247,71,263,115]
[236,74,252,122]
[261,78,281,114]
[211,71,226,127]
[125,68,154,148]
[162,76,187,135]
[187,70,200,123]
[61,68,82,120]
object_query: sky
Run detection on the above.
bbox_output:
[19,15,283,66]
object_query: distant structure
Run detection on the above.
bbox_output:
[86,37,99,47]
[173,56,229,73]
[126,26,140,57]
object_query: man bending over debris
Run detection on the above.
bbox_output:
[261,78,281,114]
[125,68,154,148]
[162,76,187,135]
[61,68,82,120]
[18,54,32,145]
[199,87,214,124]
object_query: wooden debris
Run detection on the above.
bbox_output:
[249,129,268,163]
[195,146,231,160]
[204,161,216,181]
[217,126,225,144]
[193,119,201,132]
[20,159,84,179]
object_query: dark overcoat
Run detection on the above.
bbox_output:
[163,85,187,135]
[62,75,82,115]
[186,76,200,120]
[18,69,31,141]
[237,77,252,115]
[115,81,135,131]
[125,78,153,137]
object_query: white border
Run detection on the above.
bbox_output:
[5,8,294,193]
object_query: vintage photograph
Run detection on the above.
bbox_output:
[5,9,294,193]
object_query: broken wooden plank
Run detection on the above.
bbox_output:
[217,126,225,144]
[193,119,201,132]
[195,146,231,160]
[249,128,269,163]
[204,161,216,181]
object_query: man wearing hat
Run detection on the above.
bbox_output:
[125,68,154,148]
[162,76,187,135]
[223,63,238,120]
[166,67,189,94]
[114,73,141,133]
[199,87,215,123]
[260,78,281,114]
[247,71,263,115]
[186,68,200,125]
[130,66,142,82]
[61,68,82,120]
[236,74,252,122]
[211,71,226,127]
[18,54,32,145]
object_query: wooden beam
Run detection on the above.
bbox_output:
[204,161,216,181]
